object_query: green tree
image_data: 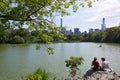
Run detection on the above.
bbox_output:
[11,35,25,44]
[103,26,120,43]
[12,28,31,42]
[0,25,12,43]
[0,0,98,44]
[23,67,55,80]
[93,32,102,42]
[66,34,84,42]
[0,25,5,43]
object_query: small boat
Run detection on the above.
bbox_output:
[99,45,102,47]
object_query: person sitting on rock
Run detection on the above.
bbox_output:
[101,57,112,71]
[91,57,100,71]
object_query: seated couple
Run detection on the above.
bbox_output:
[91,57,112,71]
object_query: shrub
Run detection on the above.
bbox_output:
[23,67,57,80]
[65,56,84,77]
[11,35,25,44]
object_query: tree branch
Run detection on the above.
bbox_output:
[0,3,46,22]
[25,3,46,21]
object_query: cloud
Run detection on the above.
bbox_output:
[55,0,120,32]
[84,0,120,22]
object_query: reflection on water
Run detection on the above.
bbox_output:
[0,43,120,80]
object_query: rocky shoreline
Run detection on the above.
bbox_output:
[65,70,120,80]
[84,71,120,80]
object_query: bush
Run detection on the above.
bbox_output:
[65,56,84,77]
[65,56,84,69]
[23,67,57,80]
[24,74,42,80]
[11,35,25,44]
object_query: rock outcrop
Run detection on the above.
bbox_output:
[84,70,120,80]
[65,70,120,80]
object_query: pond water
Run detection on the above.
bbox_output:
[0,42,120,80]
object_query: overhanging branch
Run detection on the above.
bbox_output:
[25,3,46,21]
[0,3,46,22]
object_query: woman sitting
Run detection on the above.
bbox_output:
[91,57,100,71]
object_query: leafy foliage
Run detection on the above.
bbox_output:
[11,35,25,44]
[47,47,54,55]
[103,26,120,43]
[36,45,41,50]
[23,67,49,80]
[23,74,42,80]
[0,0,98,44]
[65,56,84,69]
[65,56,84,77]
[23,67,58,80]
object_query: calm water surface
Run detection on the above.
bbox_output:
[0,43,120,80]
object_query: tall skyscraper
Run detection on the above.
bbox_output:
[103,17,105,24]
[101,18,106,31]
[60,18,63,27]
[60,18,66,34]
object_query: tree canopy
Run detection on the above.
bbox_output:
[0,0,98,43]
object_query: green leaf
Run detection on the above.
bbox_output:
[36,45,41,50]
[64,2,70,8]
[0,2,7,12]
[47,47,54,55]
[88,1,92,7]
[79,3,85,7]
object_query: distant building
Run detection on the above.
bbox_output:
[60,18,63,27]
[101,18,106,31]
[69,29,73,34]
[82,31,87,35]
[60,18,67,35]
[66,31,71,35]
[95,28,100,32]
[74,28,80,35]
[60,27,73,35]
[64,29,72,35]
[89,28,94,33]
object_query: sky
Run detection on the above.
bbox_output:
[54,0,120,32]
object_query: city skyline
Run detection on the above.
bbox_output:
[54,0,120,32]
[61,17,107,33]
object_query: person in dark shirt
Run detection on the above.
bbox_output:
[91,57,100,71]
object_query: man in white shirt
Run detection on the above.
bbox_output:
[101,57,112,71]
